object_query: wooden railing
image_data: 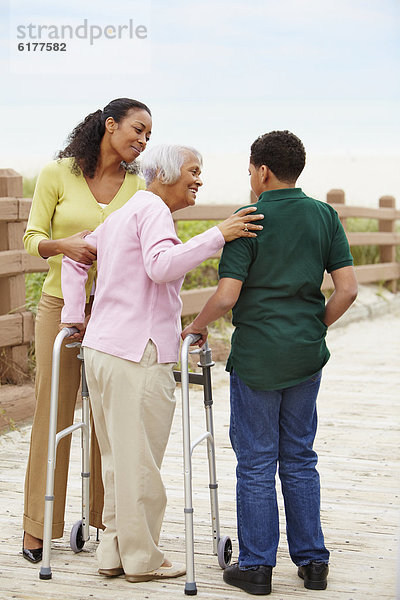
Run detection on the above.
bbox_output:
[0,170,399,382]
[175,189,400,313]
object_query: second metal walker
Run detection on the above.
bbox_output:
[176,334,232,595]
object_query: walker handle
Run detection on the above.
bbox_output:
[185,333,202,346]
[62,326,79,337]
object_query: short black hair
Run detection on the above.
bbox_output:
[250,130,306,183]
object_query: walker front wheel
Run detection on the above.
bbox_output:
[70,520,85,553]
[217,535,232,569]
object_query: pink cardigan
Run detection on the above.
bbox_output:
[61,190,225,363]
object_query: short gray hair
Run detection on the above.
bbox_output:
[140,144,202,187]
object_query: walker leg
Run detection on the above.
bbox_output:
[185,582,198,596]
[39,329,72,580]
[80,360,90,543]
[199,347,231,568]
[202,365,221,556]
[181,336,198,595]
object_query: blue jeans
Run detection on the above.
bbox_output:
[230,369,330,568]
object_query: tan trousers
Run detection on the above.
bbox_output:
[84,342,176,575]
[23,293,104,539]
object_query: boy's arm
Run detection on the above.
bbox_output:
[181,278,243,346]
[324,265,358,327]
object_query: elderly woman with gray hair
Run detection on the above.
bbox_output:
[60,144,263,583]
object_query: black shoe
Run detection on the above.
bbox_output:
[298,561,329,590]
[223,562,272,595]
[22,534,43,564]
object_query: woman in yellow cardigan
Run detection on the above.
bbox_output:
[22,97,152,562]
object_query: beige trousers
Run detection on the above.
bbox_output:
[84,341,176,575]
[23,293,104,539]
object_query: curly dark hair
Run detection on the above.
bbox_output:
[250,130,306,183]
[57,98,151,178]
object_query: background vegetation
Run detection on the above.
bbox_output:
[22,177,37,199]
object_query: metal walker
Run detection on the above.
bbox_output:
[176,334,232,596]
[39,329,232,594]
[39,327,90,580]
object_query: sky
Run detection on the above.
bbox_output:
[1,0,399,205]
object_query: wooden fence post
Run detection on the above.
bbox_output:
[0,169,30,383]
[327,189,347,230]
[379,195,397,293]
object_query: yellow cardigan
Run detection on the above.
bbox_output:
[23,158,146,299]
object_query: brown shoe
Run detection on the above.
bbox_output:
[98,567,124,577]
[125,562,186,583]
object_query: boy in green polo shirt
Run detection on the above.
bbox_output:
[182,130,357,595]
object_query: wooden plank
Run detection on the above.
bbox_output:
[4,197,400,224]
[0,198,19,221]
[347,232,400,246]
[23,253,49,274]
[0,312,33,347]
[379,196,396,264]
[355,262,400,283]
[0,256,30,378]
[0,271,27,314]
[175,199,400,224]
[0,250,22,278]
[0,169,23,197]
[6,275,26,312]
[327,190,347,228]
[326,189,345,204]
[0,311,33,383]
[181,286,218,316]
[0,173,29,383]
[299,264,400,291]
[182,264,400,309]
[379,198,396,290]
[7,221,25,251]
[0,250,48,277]
[5,346,28,384]
[329,204,400,221]
[173,205,241,221]
[19,198,33,220]
[22,311,35,344]
[0,383,35,431]
[0,313,22,347]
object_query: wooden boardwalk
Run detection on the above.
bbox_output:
[0,312,399,600]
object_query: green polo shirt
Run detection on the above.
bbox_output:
[218,188,353,390]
